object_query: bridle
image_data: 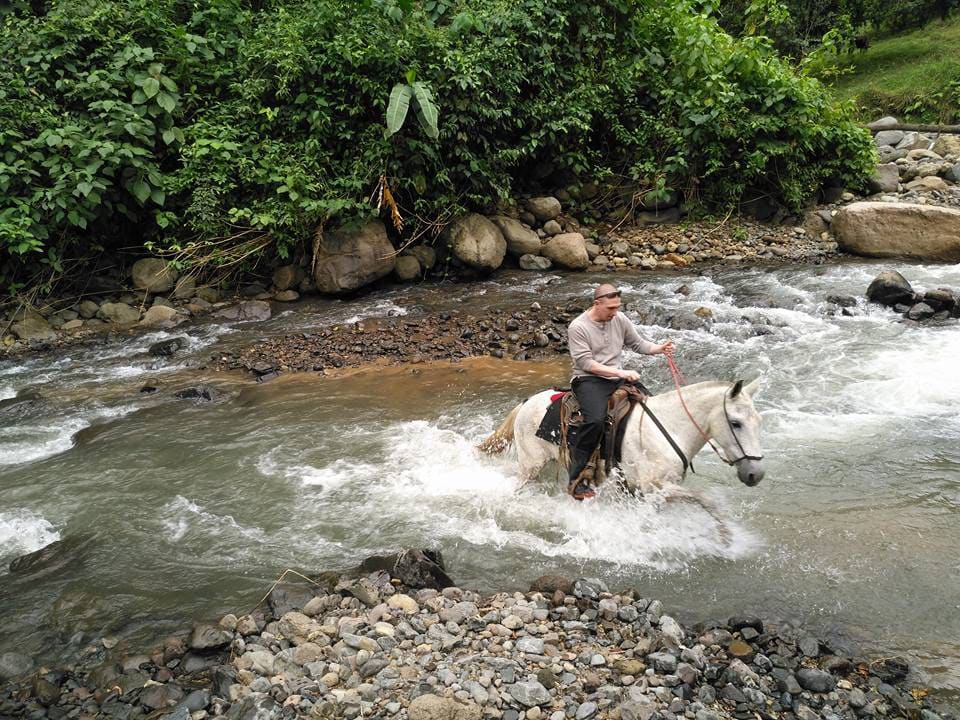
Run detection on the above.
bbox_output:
[665,351,763,467]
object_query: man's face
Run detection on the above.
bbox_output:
[594,296,621,321]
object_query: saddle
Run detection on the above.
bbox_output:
[536,383,650,489]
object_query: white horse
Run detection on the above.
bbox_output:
[478,379,765,534]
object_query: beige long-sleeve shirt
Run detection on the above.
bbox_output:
[568,311,657,379]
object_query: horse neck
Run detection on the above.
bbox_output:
[643,381,725,459]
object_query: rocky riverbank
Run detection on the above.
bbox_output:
[0,550,951,720]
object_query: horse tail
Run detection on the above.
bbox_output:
[476,402,523,455]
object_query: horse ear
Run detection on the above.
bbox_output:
[729,379,744,398]
[744,377,762,396]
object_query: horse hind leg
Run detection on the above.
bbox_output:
[659,485,732,547]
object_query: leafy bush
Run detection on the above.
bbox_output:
[0,0,874,289]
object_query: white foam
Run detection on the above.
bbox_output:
[296,420,760,571]
[0,404,138,467]
[161,495,265,543]
[0,509,60,569]
[342,299,409,325]
[0,384,15,401]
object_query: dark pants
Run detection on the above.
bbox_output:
[568,376,624,483]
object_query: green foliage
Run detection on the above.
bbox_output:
[1,0,874,285]
[823,13,960,122]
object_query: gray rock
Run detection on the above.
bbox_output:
[878,145,909,163]
[575,701,598,719]
[11,315,57,342]
[526,197,562,222]
[848,687,868,708]
[140,305,180,326]
[515,637,545,654]
[907,302,936,320]
[395,255,422,281]
[933,135,960,157]
[313,219,396,294]
[172,276,197,300]
[407,693,482,720]
[212,300,272,323]
[620,698,656,720]
[273,289,299,302]
[542,219,563,235]
[140,683,185,710]
[636,207,681,225]
[519,254,552,271]
[508,680,551,707]
[796,668,835,693]
[647,652,677,674]
[190,624,233,651]
[97,302,140,325]
[541,233,589,270]
[272,264,304,291]
[573,577,607,599]
[867,116,899,131]
[835,202,960,262]
[224,693,282,720]
[866,270,914,307]
[132,258,178,293]
[408,245,437,270]
[0,652,33,680]
[867,163,899,193]
[797,634,820,657]
[444,214,506,273]
[874,130,904,147]
[490,216,542,257]
[78,300,100,319]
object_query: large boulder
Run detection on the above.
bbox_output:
[519,254,552,271]
[866,270,915,307]
[443,214,506,273]
[489,216,541,257]
[314,220,395,294]
[131,258,178,293]
[833,202,960,262]
[541,233,590,270]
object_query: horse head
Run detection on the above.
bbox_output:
[709,378,765,487]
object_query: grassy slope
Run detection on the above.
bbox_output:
[827,16,960,123]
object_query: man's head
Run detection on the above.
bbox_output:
[591,283,621,321]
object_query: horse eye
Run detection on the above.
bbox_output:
[731,420,743,429]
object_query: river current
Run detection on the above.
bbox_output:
[1,262,958,705]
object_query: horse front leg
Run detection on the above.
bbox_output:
[657,483,732,547]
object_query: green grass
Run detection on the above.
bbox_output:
[824,16,960,123]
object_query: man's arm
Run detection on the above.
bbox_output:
[569,323,640,381]
[622,316,672,356]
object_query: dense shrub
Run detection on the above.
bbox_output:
[0,0,874,289]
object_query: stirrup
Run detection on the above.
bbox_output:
[570,481,596,501]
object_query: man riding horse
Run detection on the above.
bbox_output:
[567,283,673,500]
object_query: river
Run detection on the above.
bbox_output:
[1,262,958,706]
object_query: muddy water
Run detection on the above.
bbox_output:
[1,264,958,706]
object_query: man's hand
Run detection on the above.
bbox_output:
[654,340,674,356]
[620,369,641,383]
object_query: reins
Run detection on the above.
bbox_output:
[662,348,762,467]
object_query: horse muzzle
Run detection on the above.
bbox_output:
[737,459,765,486]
